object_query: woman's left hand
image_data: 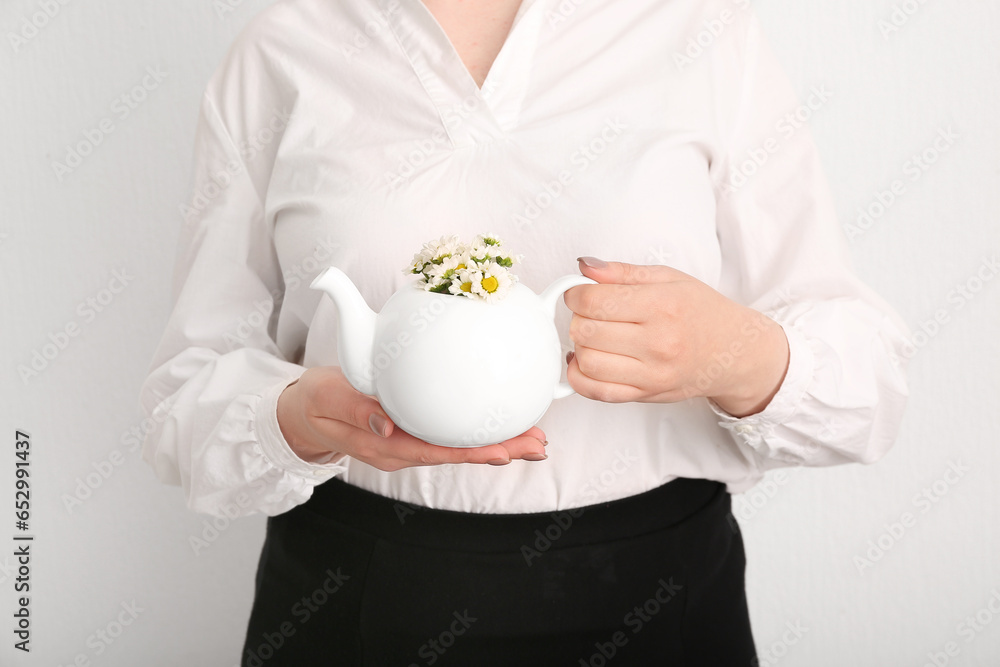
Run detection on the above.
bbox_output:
[563,257,791,418]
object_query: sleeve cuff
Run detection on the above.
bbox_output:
[707,319,815,448]
[253,376,349,480]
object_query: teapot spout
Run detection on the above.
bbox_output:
[310,266,377,395]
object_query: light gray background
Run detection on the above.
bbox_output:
[1,1,997,665]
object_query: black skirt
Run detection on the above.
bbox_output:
[240,475,756,666]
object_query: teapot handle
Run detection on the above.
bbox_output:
[539,274,598,399]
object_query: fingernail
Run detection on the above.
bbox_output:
[369,413,390,438]
[566,351,575,364]
[488,458,511,466]
[523,452,548,461]
[577,256,607,269]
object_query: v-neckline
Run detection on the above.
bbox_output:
[417,0,530,93]
[379,0,544,146]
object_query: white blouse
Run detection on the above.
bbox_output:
[139,0,910,517]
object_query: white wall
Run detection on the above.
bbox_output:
[1,1,996,665]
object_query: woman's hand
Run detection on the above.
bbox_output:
[276,366,548,470]
[564,257,790,418]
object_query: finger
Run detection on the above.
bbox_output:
[314,396,548,465]
[312,372,394,437]
[577,258,688,285]
[567,354,643,403]
[498,425,546,446]
[308,412,383,457]
[568,315,643,355]
[497,430,548,460]
[563,283,647,322]
[381,431,523,466]
[374,425,547,465]
[387,427,549,464]
[358,432,548,472]
[573,345,649,386]
[517,425,547,444]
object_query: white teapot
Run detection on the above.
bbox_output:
[310,267,596,446]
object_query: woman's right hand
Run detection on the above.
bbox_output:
[276,366,548,471]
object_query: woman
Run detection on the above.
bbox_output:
[140,0,910,664]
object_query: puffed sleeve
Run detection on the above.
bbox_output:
[707,10,910,468]
[138,85,347,518]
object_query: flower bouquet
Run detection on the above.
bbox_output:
[404,233,524,304]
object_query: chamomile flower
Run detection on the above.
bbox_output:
[491,250,523,269]
[423,253,467,292]
[470,233,522,268]
[471,261,514,303]
[426,234,462,263]
[440,253,471,277]
[442,265,469,296]
[422,273,449,293]
[472,232,504,250]
[405,247,434,275]
[406,234,463,275]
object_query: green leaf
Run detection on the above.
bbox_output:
[428,281,452,293]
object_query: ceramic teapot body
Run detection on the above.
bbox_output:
[310,267,596,446]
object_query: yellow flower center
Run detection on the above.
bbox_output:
[460,281,472,293]
[481,276,499,293]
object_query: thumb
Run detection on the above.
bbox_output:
[576,257,682,285]
[329,376,396,438]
